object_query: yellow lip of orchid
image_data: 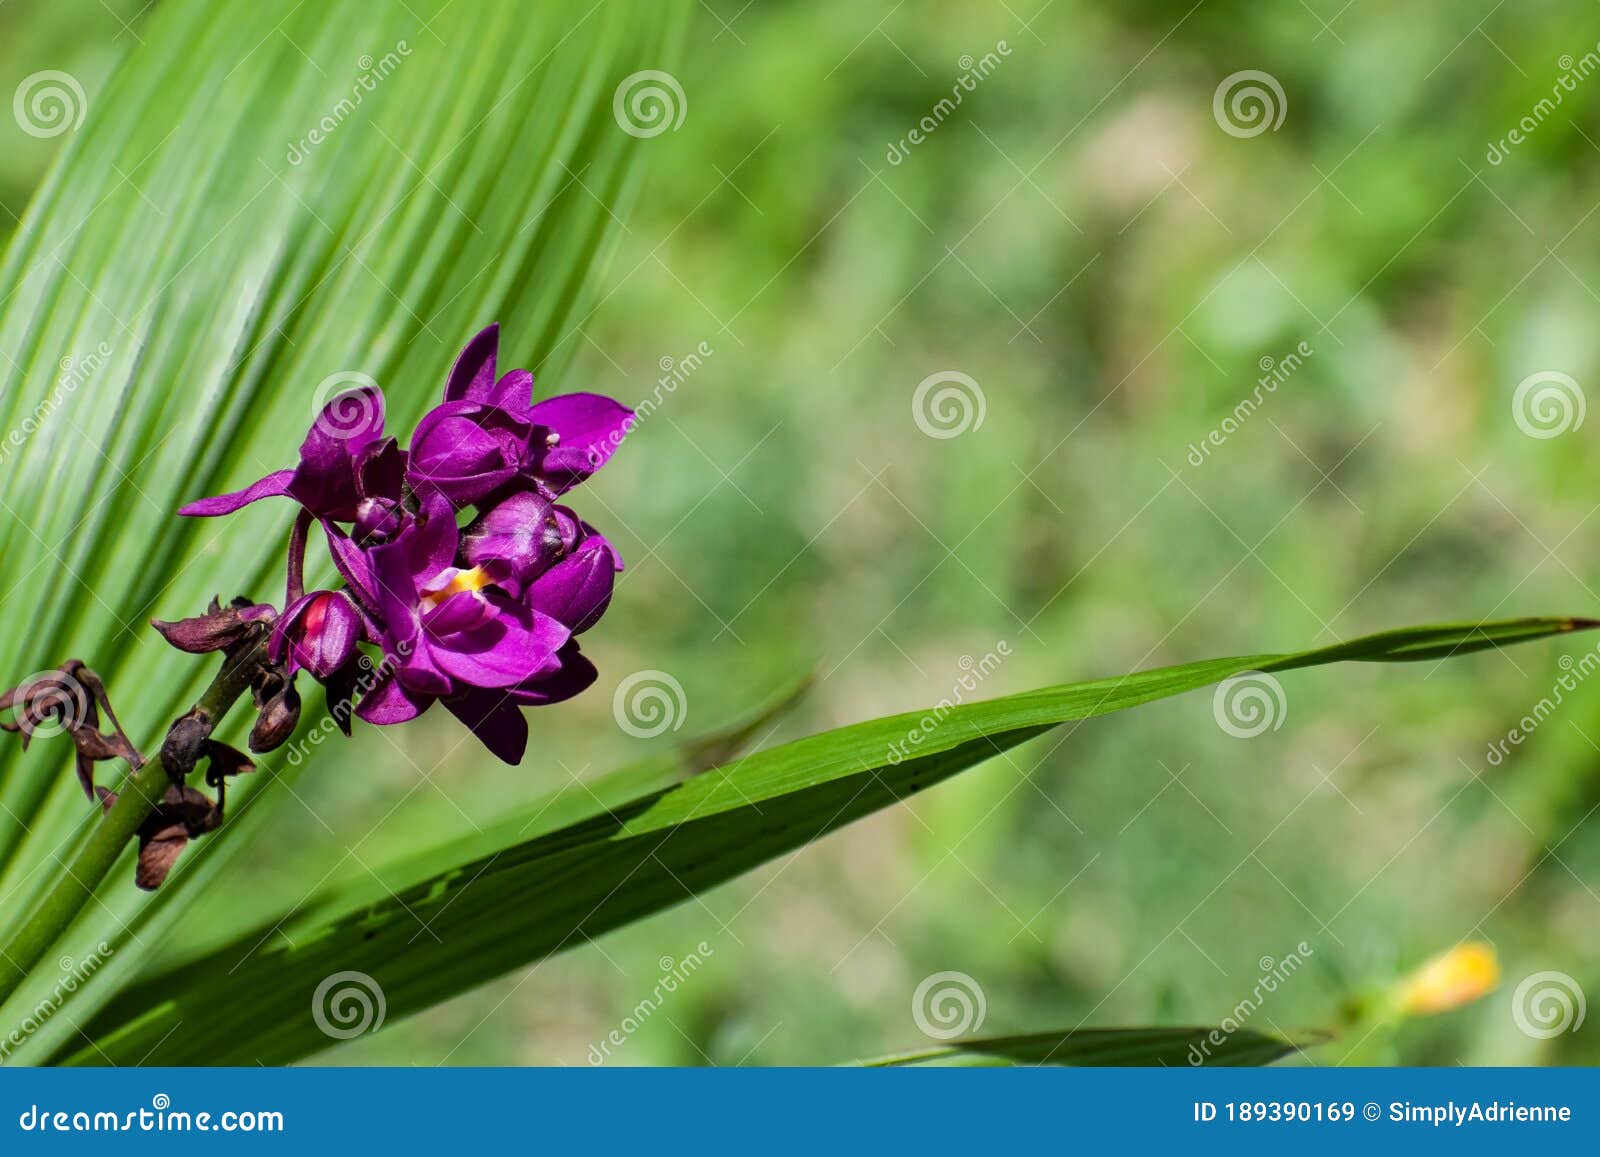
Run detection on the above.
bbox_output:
[419,565,494,610]
[1393,941,1501,1016]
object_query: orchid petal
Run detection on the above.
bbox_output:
[443,323,499,404]
[178,470,294,517]
[443,690,528,765]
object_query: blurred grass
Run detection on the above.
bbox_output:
[7,0,1600,1065]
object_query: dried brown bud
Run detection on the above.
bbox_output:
[2,662,142,798]
[97,781,221,891]
[159,707,213,781]
[249,680,301,753]
[202,740,255,786]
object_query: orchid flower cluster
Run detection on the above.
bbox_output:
[0,325,629,889]
[177,324,633,765]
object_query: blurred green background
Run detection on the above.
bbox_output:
[6,0,1600,1065]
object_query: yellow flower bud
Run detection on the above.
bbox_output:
[1394,942,1500,1016]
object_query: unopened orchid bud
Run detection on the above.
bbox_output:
[269,590,365,680]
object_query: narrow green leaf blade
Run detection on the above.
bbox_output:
[855,1026,1324,1067]
[63,616,1592,1064]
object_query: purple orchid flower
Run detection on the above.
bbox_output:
[406,325,634,507]
[352,494,571,755]
[180,385,392,522]
[168,323,632,767]
[350,485,623,763]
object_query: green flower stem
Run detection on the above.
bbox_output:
[0,646,260,1011]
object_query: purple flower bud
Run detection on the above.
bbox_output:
[525,533,623,634]
[460,490,556,595]
[269,590,366,680]
[151,600,276,655]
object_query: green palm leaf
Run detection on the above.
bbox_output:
[0,0,688,1056]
